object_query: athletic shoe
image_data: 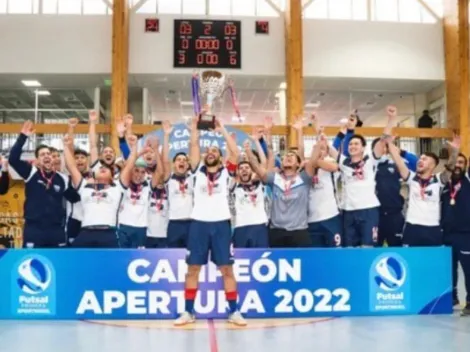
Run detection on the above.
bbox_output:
[174,311,196,326]
[228,311,247,326]
[461,304,470,317]
[453,298,460,307]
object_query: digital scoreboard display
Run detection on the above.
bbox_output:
[173,19,241,69]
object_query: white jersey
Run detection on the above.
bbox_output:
[308,168,340,223]
[167,172,194,220]
[119,181,152,228]
[405,171,443,226]
[147,187,169,238]
[231,181,268,228]
[191,164,232,222]
[77,179,125,228]
[339,154,381,211]
[66,171,93,222]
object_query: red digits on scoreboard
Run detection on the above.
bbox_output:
[179,22,192,35]
[195,39,220,50]
[204,24,212,35]
[206,54,218,65]
[226,39,233,51]
[181,38,189,49]
[197,53,204,65]
[178,53,186,65]
[229,54,237,66]
[224,24,237,36]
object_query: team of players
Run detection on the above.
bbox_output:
[3,105,470,322]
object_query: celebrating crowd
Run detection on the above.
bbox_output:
[0,105,469,323]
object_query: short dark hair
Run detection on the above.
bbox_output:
[49,147,59,154]
[251,149,261,164]
[285,150,301,164]
[238,161,251,169]
[35,144,50,158]
[423,152,439,166]
[458,152,468,169]
[74,149,88,157]
[349,134,367,147]
[173,152,187,162]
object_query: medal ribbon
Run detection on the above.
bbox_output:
[418,178,431,200]
[244,184,257,206]
[94,183,106,203]
[207,170,221,196]
[281,174,294,196]
[353,161,365,180]
[40,168,55,189]
[153,189,165,212]
[449,181,461,203]
[130,183,142,205]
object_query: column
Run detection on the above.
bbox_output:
[111,0,130,152]
[284,0,303,148]
[443,0,469,155]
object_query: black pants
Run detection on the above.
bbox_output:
[72,228,119,248]
[448,232,470,304]
[269,228,312,248]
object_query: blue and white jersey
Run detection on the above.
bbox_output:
[119,181,152,228]
[166,172,195,220]
[339,154,380,211]
[231,181,268,228]
[77,180,126,228]
[147,187,169,238]
[308,166,340,223]
[405,171,443,226]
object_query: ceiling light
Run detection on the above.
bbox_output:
[22,80,41,87]
[180,101,194,106]
[36,90,51,96]
[232,116,246,122]
[305,101,321,108]
[279,82,287,89]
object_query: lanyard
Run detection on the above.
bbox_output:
[130,183,142,205]
[281,173,294,196]
[153,189,165,212]
[353,161,365,180]
[207,170,221,196]
[449,181,461,206]
[243,183,258,206]
[40,168,55,189]
[93,184,107,203]
[418,178,431,200]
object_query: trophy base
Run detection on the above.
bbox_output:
[197,114,216,130]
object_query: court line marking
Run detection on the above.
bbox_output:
[207,319,219,352]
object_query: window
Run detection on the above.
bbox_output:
[352,0,367,20]
[83,0,107,15]
[256,0,279,17]
[423,0,443,17]
[182,0,205,15]
[398,0,421,22]
[421,8,437,23]
[0,0,7,13]
[158,0,181,14]
[232,0,255,16]
[328,0,351,19]
[304,0,328,19]
[137,0,157,13]
[43,0,58,14]
[209,0,230,15]
[58,0,81,14]
[8,0,33,14]
[374,0,398,21]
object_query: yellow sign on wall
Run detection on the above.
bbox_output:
[0,180,25,248]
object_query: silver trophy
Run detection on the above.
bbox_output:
[197,70,227,130]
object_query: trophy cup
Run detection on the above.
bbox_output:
[197,70,227,130]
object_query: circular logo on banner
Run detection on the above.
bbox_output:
[140,123,250,160]
[374,256,407,292]
[17,257,52,295]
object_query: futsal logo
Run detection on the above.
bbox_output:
[369,253,409,312]
[11,254,56,316]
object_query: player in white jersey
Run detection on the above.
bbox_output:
[88,110,119,177]
[63,132,141,248]
[307,137,342,247]
[174,114,246,327]
[231,159,269,248]
[161,121,193,247]
[328,106,396,247]
[387,135,460,246]
[118,138,163,248]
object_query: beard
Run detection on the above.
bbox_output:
[451,167,463,182]
[204,157,219,167]
[239,174,252,183]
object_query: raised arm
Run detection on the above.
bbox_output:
[245,140,268,183]
[120,135,140,188]
[263,116,275,172]
[304,137,324,177]
[152,139,164,188]
[162,121,173,181]
[8,121,34,180]
[216,119,239,165]
[63,134,83,188]
[373,105,396,159]
[250,127,267,168]
[291,116,305,161]
[189,116,200,171]
[88,110,100,165]
[117,118,130,160]
[387,142,410,180]
[0,158,9,195]
[440,135,460,184]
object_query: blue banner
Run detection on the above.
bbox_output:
[140,123,250,160]
[0,248,452,320]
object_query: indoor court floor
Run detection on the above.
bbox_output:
[1,276,469,352]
